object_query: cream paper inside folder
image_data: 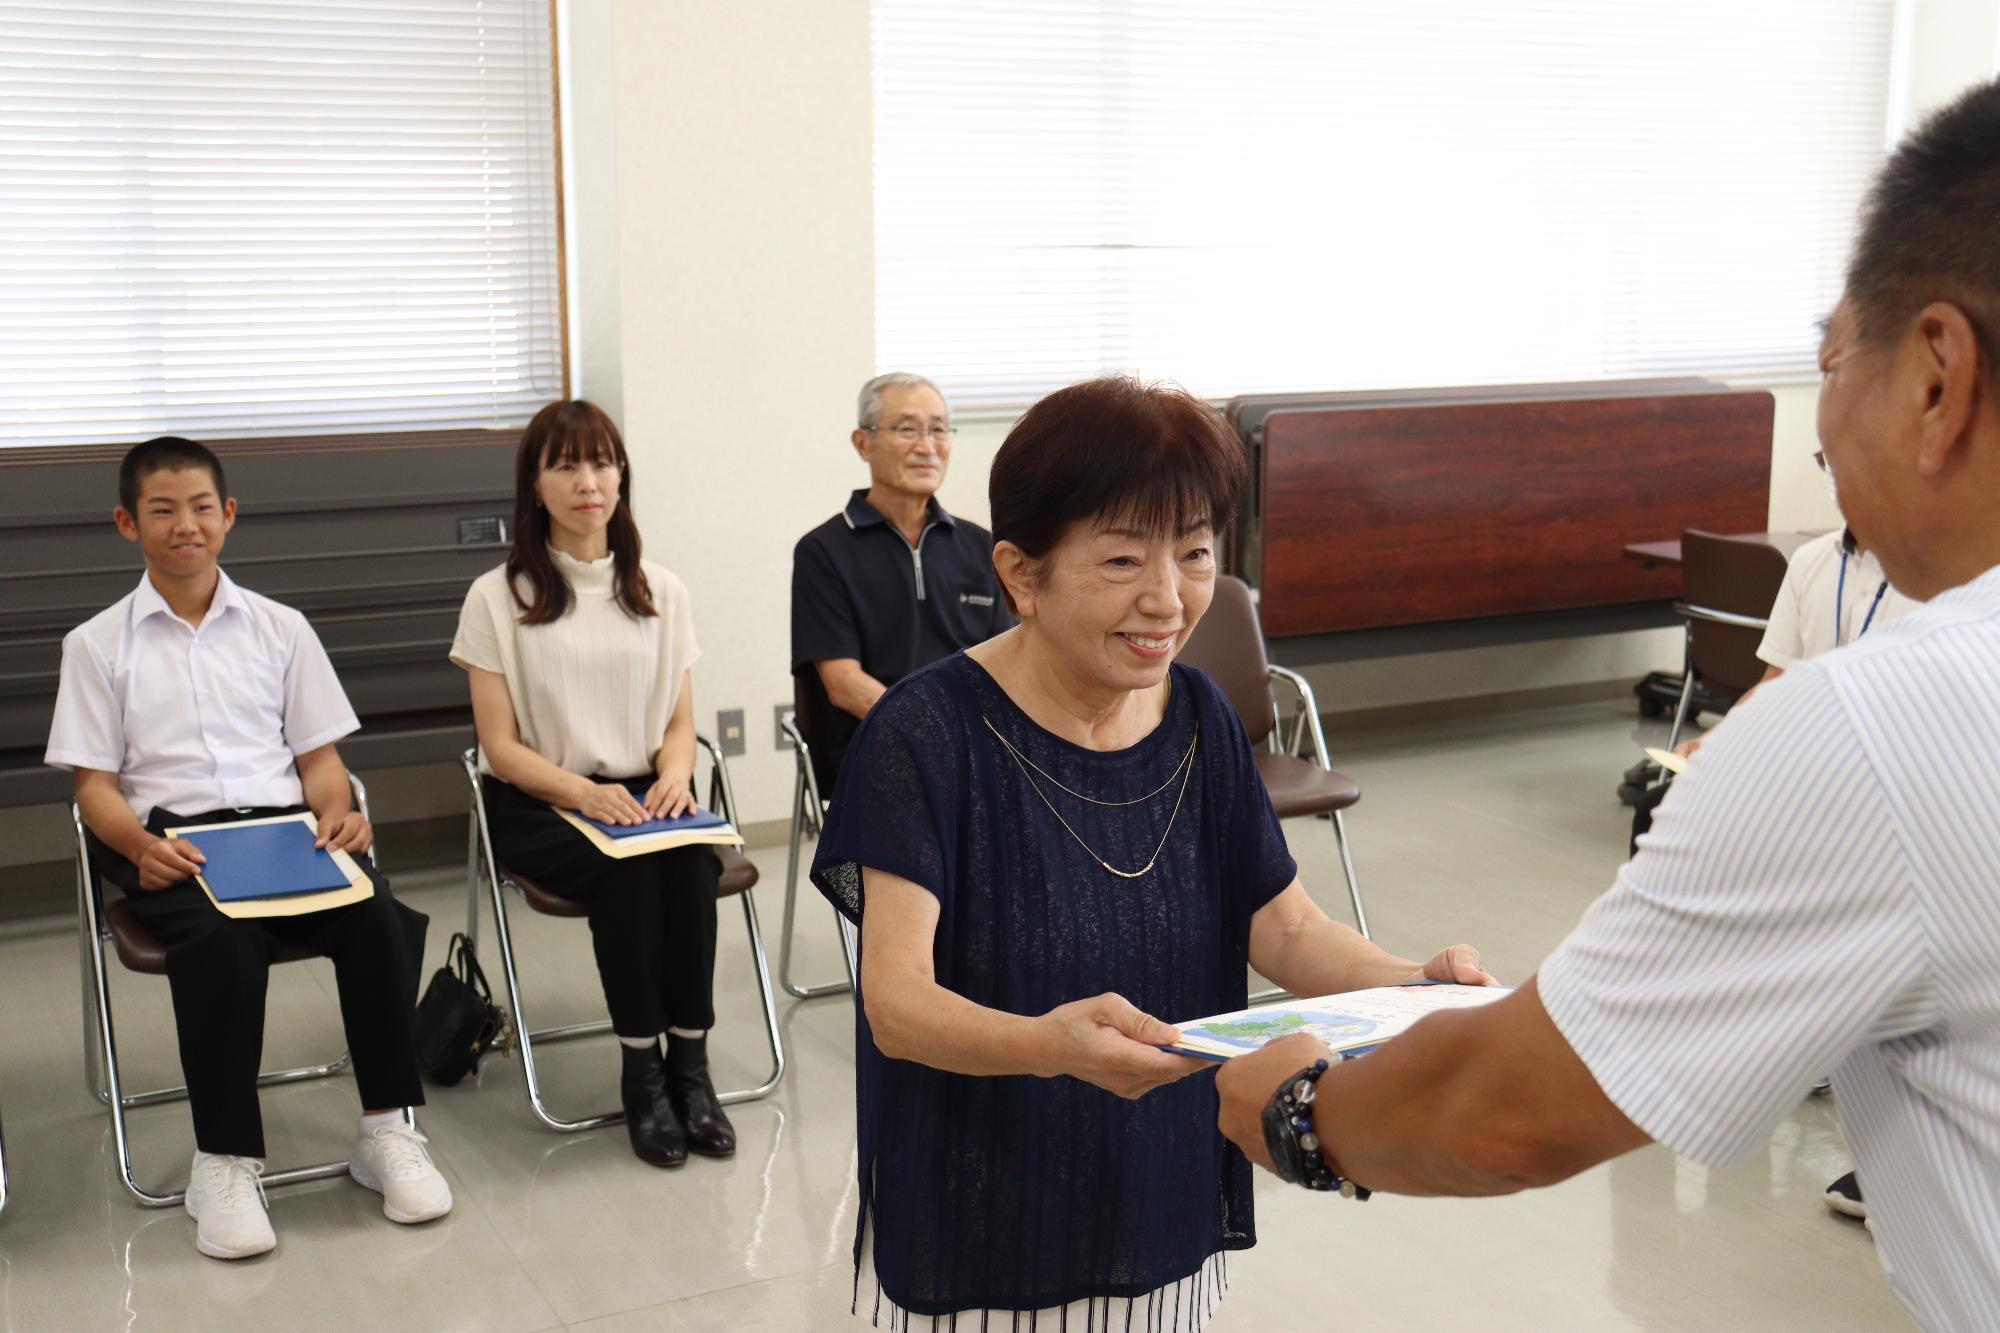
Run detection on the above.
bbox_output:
[164,811,372,920]
[555,807,746,860]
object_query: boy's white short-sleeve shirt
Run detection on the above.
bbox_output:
[45,570,359,820]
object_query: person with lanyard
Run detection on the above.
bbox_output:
[1678,458,1918,767]
[791,373,1014,791]
[1215,79,2000,1333]
[811,376,1491,1328]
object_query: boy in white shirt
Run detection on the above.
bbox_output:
[46,436,452,1260]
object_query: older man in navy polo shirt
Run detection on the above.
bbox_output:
[792,373,1013,788]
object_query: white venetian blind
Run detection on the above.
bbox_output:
[0,0,563,448]
[873,0,1897,414]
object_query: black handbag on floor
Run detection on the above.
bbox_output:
[414,932,507,1086]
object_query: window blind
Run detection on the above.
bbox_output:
[873,0,1897,415]
[0,0,563,448]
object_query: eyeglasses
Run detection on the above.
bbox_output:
[1812,450,1828,472]
[865,423,957,444]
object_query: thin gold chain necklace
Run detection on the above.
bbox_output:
[982,715,1200,879]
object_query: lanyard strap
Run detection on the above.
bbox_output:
[1835,549,1890,647]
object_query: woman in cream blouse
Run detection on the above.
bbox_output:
[451,399,733,1168]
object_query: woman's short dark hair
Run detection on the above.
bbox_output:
[118,436,227,514]
[1847,77,2000,372]
[988,377,1245,604]
[507,399,658,625]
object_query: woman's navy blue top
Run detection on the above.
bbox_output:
[812,653,1297,1316]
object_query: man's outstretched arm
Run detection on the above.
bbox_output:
[1217,977,1651,1196]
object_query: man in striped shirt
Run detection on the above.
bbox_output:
[1218,78,2000,1332]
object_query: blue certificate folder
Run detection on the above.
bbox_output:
[174,818,353,901]
[576,804,732,840]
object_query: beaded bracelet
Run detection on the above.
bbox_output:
[1258,1058,1371,1199]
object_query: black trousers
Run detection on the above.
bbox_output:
[100,805,428,1159]
[482,776,720,1038]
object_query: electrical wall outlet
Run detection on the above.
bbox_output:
[717,708,746,758]
[774,702,795,751]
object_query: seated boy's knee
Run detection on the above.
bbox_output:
[179,915,272,971]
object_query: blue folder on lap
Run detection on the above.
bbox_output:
[175,819,354,901]
[577,805,733,840]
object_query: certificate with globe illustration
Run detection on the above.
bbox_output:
[1168,983,1508,1062]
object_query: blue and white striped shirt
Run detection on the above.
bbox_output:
[1541,563,2000,1333]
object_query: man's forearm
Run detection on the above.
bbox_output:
[297,746,352,821]
[816,660,887,720]
[75,782,154,866]
[1307,980,1647,1197]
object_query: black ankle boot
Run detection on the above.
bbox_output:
[619,1043,687,1167]
[665,1034,736,1158]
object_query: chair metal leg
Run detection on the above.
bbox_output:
[719,887,785,1106]
[0,1100,9,1221]
[1664,624,1698,752]
[696,735,788,1103]
[778,714,855,1000]
[472,784,620,1133]
[1331,810,1369,940]
[464,803,483,957]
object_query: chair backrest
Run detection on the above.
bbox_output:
[1680,529,1792,696]
[1175,575,1279,745]
[791,670,840,798]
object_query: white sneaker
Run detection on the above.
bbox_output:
[184,1151,276,1260]
[349,1124,453,1224]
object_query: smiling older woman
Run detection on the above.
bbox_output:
[811,377,1490,1329]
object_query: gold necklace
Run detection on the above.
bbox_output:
[982,715,1200,879]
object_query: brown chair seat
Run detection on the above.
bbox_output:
[1254,751,1362,819]
[102,898,322,975]
[506,847,760,919]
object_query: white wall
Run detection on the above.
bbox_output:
[575,0,876,823]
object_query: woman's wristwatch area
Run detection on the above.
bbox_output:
[1259,1059,1371,1199]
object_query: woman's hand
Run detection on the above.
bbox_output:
[1408,944,1499,987]
[642,767,696,819]
[1037,993,1209,1099]
[577,780,650,826]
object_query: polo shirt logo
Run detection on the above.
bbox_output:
[960,593,995,608]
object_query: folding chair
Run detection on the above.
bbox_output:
[461,736,784,1133]
[73,774,412,1208]
[777,675,858,1000]
[1664,530,1793,751]
[1178,576,1370,1004]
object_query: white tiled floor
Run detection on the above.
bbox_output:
[0,699,1912,1331]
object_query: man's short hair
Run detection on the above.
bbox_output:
[858,372,947,429]
[118,436,228,514]
[1847,77,2000,374]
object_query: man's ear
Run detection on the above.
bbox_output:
[220,496,237,533]
[113,507,139,543]
[851,429,873,464]
[993,541,1039,620]
[1912,300,1984,479]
